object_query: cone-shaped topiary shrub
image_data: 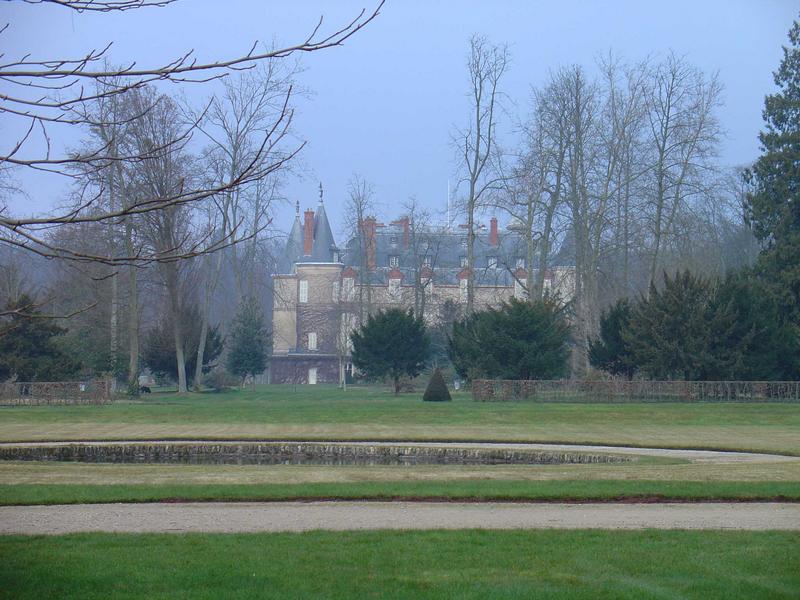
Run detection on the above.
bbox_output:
[423,368,452,402]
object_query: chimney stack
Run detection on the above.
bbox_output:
[360,216,377,271]
[391,216,410,248]
[490,217,499,246]
[303,209,315,256]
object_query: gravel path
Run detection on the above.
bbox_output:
[2,502,798,534]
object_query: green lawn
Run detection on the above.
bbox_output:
[2,530,797,599]
[2,480,799,505]
[2,385,799,454]
[3,459,800,504]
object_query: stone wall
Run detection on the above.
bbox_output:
[0,441,631,466]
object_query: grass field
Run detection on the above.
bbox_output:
[2,530,798,599]
[2,460,800,504]
[2,385,800,454]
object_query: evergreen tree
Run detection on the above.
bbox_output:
[713,273,800,380]
[142,304,223,385]
[624,271,741,380]
[350,308,430,394]
[744,18,800,331]
[589,299,636,379]
[226,297,269,386]
[449,297,571,381]
[0,295,82,382]
[423,367,452,402]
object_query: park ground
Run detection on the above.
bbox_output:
[1,385,798,598]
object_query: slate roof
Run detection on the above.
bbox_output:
[342,222,572,286]
[278,210,574,280]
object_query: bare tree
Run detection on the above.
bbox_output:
[0,0,384,265]
[454,35,509,313]
[400,197,442,321]
[643,54,722,287]
[188,61,296,389]
[343,174,377,322]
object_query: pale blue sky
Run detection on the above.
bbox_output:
[1,0,796,238]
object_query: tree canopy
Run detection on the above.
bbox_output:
[0,295,82,382]
[350,309,430,394]
[588,271,800,381]
[449,297,571,381]
[589,299,636,379]
[226,298,269,385]
[745,18,800,331]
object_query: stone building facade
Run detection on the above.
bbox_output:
[270,197,575,384]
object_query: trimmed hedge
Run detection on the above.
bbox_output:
[423,368,452,402]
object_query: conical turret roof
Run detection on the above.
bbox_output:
[309,193,338,262]
[280,200,303,272]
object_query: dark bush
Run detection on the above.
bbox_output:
[423,368,451,402]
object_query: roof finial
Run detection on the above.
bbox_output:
[295,199,300,217]
[318,182,324,204]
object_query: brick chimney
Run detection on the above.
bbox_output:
[391,216,410,248]
[360,216,377,271]
[303,209,314,256]
[490,217,499,246]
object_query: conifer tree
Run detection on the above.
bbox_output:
[745,18,800,331]
[589,299,636,379]
[423,367,452,402]
[226,297,269,387]
[449,297,571,381]
[624,271,741,380]
[350,309,430,394]
[0,295,82,382]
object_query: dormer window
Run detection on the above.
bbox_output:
[422,255,432,268]
[390,235,398,245]
[488,256,498,269]
[389,255,400,268]
[343,277,355,301]
[460,256,468,268]
[516,257,525,269]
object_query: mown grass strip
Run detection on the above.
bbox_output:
[1,530,798,599]
[3,479,800,505]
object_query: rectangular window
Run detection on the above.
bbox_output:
[388,278,401,300]
[389,255,400,268]
[343,277,355,301]
[488,256,498,268]
[340,314,355,352]
[514,280,528,300]
[308,332,317,351]
[332,281,340,302]
[459,278,468,303]
[299,280,308,303]
[460,256,468,268]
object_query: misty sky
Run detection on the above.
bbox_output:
[1,0,797,239]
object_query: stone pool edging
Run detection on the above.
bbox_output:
[0,442,632,466]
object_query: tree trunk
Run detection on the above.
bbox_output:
[166,263,187,393]
[125,216,139,395]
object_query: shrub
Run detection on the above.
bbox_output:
[423,368,451,402]
[202,368,239,392]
